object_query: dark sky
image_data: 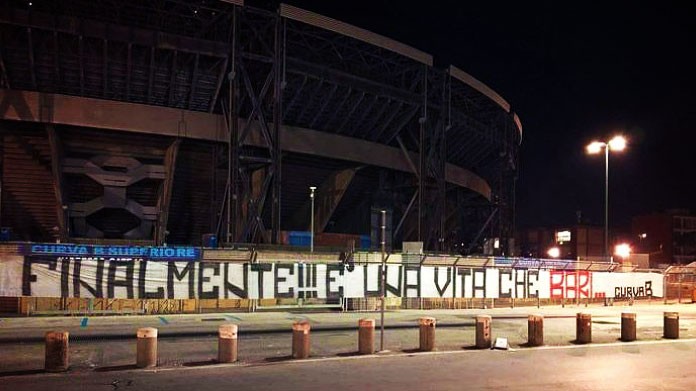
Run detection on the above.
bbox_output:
[277,1,696,231]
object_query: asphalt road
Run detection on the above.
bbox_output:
[3,304,696,375]
[2,339,695,390]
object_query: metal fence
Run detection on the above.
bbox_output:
[3,249,694,315]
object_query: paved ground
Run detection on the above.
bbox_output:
[2,339,696,390]
[1,302,695,377]
[0,303,696,376]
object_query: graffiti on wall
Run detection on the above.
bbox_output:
[0,257,663,300]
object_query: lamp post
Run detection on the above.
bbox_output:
[586,135,626,265]
[309,186,316,253]
[380,209,386,352]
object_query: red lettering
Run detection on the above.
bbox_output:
[550,271,565,298]
[549,271,593,299]
[577,271,592,298]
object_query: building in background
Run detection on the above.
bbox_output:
[517,225,604,261]
[632,209,696,266]
[0,1,521,255]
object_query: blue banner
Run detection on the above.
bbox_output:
[24,244,201,260]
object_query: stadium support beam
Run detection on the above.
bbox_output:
[167,51,178,106]
[147,47,155,105]
[102,40,108,98]
[396,136,419,179]
[27,28,36,90]
[226,7,240,243]
[126,43,132,100]
[271,14,284,244]
[156,139,180,245]
[52,31,61,89]
[188,54,200,108]
[209,57,229,113]
[46,125,67,241]
[0,34,10,89]
[417,65,427,243]
[394,189,418,237]
[0,89,491,201]
[79,36,84,95]
[437,73,451,252]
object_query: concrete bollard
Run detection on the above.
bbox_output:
[576,313,591,344]
[621,312,636,342]
[475,315,492,349]
[218,324,238,363]
[419,317,436,352]
[358,319,375,355]
[527,315,544,346]
[44,331,69,372]
[664,312,679,339]
[292,321,311,359]
[136,327,158,368]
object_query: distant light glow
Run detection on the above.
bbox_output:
[608,135,627,151]
[547,247,561,258]
[586,141,604,154]
[614,243,631,259]
[639,233,647,239]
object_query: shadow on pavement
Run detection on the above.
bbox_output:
[94,364,138,372]
[183,359,218,367]
[264,355,293,363]
[0,368,46,377]
[336,351,361,357]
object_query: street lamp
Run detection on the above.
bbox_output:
[586,135,627,265]
[309,186,316,253]
[547,247,561,259]
[614,243,631,260]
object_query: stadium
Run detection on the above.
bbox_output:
[0,0,521,255]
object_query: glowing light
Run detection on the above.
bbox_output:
[608,135,627,151]
[614,243,631,259]
[586,141,604,154]
[555,230,571,243]
[547,247,561,258]
[638,233,647,239]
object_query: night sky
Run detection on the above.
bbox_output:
[276,1,696,232]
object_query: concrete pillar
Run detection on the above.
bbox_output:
[136,327,158,368]
[576,313,591,344]
[621,312,636,342]
[292,321,310,359]
[419,317,436,352]
[358,318,375,355]
[475,315,492,349]
[44,331,69,372]
[218,324,238,363]
[527,315,544,346]
[664,312,679,339]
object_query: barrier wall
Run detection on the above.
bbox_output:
[0,257,663,300]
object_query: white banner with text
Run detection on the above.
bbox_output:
[0,257,663,299]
